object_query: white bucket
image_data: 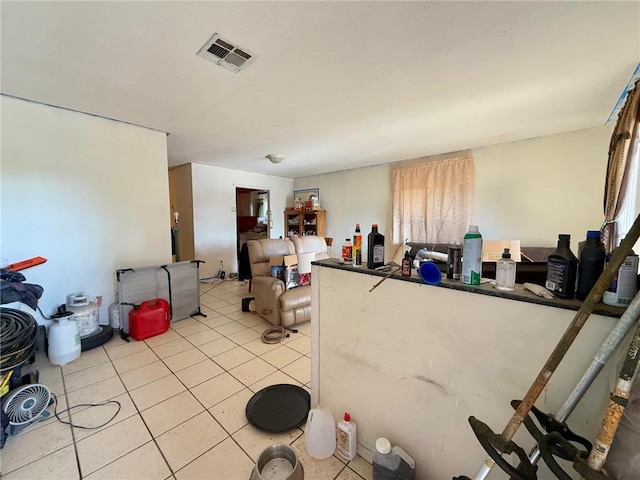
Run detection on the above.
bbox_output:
[67,293,99,338]
[48,310,81,366]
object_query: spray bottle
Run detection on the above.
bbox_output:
[462,225,483,285]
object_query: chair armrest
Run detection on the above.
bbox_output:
[252,275,286,294]
[251,276,285,325]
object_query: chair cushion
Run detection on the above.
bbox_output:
[292,236,327,255]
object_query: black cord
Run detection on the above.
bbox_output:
[51,392,121,430]
[37,305,51,320]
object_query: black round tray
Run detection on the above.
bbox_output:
[246,384,310,433]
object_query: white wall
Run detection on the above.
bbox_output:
[296,126,614,255]
[1,96,171,322]
[314,266,617,479]
[190,163,293,278]
[294,164,393,258]
[474,125,613,246]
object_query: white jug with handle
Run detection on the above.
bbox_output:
[305,408,336,459]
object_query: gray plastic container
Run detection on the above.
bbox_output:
[372,437,415,480]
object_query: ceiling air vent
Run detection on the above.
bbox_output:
[197,34,255,74]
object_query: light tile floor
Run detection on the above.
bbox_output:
[0,280,372,480]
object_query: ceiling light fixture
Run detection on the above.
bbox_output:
[266,154,284,164]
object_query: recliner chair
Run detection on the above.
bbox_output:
[247,239,308,327]
[247,237,328,328]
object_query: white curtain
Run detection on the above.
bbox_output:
[392,156,475,245]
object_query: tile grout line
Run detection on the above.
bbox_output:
[105,344,178,479]
[59,360,84,479]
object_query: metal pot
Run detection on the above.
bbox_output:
[250,444,304,480]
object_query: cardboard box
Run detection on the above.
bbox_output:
[482,240,521,262]
[270,254,300,289]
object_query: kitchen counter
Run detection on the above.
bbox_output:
[312,258,626,318]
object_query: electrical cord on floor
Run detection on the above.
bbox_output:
[51,392,121,430]
[261,325,298,344]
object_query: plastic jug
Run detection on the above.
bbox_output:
[48,305,81,366]
[373,437,416,480]
[304,408,335,459]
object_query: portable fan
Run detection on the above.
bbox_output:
[2,384,51,435]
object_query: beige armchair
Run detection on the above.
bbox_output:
[247,237,328,328]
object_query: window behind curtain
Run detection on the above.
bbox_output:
[392,155,475,245]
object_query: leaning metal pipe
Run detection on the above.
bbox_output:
[586,318,640,470]
[525,290,640,466]
[471,212,640,480]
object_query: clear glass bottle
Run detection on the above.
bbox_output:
[495,248,516,291]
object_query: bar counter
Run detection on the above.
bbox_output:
[309,259,623,479]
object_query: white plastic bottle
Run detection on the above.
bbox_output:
[337,412,357,461]
[462,225,483,285]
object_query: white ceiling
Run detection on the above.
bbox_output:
[2,2,639,178]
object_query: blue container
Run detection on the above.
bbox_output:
[419,261,441,285]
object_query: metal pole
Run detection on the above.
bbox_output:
[471,213,640,480]
[586,318,640,470]
[527,290,640,465]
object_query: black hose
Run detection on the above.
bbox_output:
[0,308,38,374]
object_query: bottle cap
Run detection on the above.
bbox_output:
[375,437,392,454]
[468,225,479,233]
[586,230,601,239]
[344,412,350,422]
[345,238,350,242]
[502,248,511,259]
[372,224,378,227]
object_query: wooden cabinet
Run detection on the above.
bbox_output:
[285,209,326,238]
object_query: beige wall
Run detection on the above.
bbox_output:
[295,125,615,259]
[168,164,195,261]
[313,266,618,479]
[474,126,613,247]
[190,163,294,278]
[1,96,171,320]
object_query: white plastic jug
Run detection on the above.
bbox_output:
[48,306,81,366]
[305,408,335,459]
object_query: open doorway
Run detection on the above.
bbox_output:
[236,187,270,280]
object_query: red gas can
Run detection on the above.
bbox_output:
[129,298,170,341]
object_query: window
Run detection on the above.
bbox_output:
[392,155,475,245]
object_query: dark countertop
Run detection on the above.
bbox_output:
[313,259,626,319]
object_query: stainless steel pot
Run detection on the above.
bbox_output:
[250,443,304,480]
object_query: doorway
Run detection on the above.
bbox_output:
[236,187,271,280]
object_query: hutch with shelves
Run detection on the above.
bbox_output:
[285,209,326,238]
